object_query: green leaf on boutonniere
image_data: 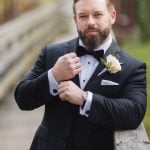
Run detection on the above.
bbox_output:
[100,57,106,66]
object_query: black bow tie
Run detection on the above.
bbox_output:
[76,46,104,61]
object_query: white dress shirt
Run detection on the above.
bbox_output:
[48,34,113,117]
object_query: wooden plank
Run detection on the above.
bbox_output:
[0,4,56,52]
[0,0,68,77]
[114,123,150,150]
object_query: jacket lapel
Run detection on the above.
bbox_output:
[104,40,121,60]
[63,38,79,54]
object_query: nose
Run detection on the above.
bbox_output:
[87,16,95,26]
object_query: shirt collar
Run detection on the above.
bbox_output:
[79,33,112,54]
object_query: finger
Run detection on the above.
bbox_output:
[74,67,82,75]
[65,52,77,58]
[58,85,66,100]
[72,56,80,64]
[59,93,66,101]
[58,82,70,94]
[70,52,77,58]
[61,54,77,66]
[58,81,69,88]
[57,87,64,95]
[74,62,81,69]
[58,87,70,101]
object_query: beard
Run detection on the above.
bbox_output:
[78,26,110,51]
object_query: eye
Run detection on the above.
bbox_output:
[79,15,87,19]
[95,13,102,17]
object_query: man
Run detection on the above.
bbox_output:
[14,0,147,150]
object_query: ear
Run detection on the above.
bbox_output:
[110,9,116,25]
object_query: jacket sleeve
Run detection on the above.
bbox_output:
[88,62,147,130]
[14,46,53,110]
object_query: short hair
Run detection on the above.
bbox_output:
[73,0,115,15]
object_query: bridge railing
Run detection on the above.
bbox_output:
[114,123,150,150]
[0,0,69,101]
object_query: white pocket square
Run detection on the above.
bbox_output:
[101,79,119,86]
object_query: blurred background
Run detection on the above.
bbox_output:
[0,0,149,149]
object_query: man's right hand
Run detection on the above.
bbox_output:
[52,52,81,83]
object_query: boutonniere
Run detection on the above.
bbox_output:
[100,54,121,74]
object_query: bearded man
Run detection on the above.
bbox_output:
[14,0,147,150]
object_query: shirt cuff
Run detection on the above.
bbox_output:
[48,69,58,96]
[80,91,93,117]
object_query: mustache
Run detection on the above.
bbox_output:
[85,24,99,33]
[85,28,99,33]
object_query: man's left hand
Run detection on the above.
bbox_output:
[58,81,86,105]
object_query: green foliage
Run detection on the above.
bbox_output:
[136,0,150,42]
[123,42,150,139]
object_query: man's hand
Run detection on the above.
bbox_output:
[58,81,86,105]
[52,53,81,83]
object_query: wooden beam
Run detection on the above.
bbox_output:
[114,123,150,150]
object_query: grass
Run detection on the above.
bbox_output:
[122,41,150,139]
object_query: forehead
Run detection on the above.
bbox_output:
[75,0,108,13]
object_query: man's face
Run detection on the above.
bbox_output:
[74,0,116,50]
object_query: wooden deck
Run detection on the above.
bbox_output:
[0,92,43,150]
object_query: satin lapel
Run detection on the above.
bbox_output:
[63,38,79,54]
[104,40,121,60]
[84,40,121,90]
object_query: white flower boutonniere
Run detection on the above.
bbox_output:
[100,54,121,74]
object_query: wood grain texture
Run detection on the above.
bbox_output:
[114,123,150,150]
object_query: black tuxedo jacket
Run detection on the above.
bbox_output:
[14,38,147,150]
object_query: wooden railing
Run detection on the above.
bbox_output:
[0,0,69,100]
[114,123,150,150]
